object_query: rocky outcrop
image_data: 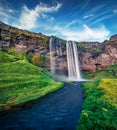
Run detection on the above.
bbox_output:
[0,21,51,56]
[110,34,117,41]
[80,36,117,72]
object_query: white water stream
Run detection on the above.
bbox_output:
[66,41,82,80]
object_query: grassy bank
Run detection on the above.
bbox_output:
[82,65,117,79]
[0,51,63,111]
[77,66,117,130]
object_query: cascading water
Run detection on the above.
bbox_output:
[49,37,68,81]
[50,37,84,81]
[66,41,81,80]
[49,37,56,76]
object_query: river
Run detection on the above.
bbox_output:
[0,82,83,130]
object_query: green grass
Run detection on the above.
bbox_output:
[77,66,117,130]
[0,51,63,110]
[82,64,117,79]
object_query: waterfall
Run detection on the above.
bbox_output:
[49,37,68,81]
[66,41,81,80]
[49,37,56,75]
[50,37,83,81]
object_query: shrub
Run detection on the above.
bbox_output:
[7,47,17,54]
[31,54,49,66]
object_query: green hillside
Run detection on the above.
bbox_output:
[0,51,63,111]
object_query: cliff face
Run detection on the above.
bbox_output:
[0,21,67,73]
[0,21,117,73]
[0,21,50,56]
[80,36,117,72]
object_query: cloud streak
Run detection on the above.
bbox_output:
[0,6,16,24]
[65,20,80,28]
[83,14,94,19]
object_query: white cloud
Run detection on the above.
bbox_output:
[8,9,13,13]
[47,23,110,42]
[113,9,117,14]
[16,2,62,30]
[82,24,110,41]
[0,1,110,42]
[69,25,109,42]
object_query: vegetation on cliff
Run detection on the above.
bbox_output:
[0,21,49,48]
[0,50,63,111]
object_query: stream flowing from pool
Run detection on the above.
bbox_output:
[0,82,83,130]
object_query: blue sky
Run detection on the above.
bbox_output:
[0,0,117,42]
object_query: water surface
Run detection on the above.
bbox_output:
[0,82,83,130]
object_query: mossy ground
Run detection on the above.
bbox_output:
[0,51,63,110]
[77,66,117,130]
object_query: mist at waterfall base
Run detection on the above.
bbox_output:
[49,37,86,81]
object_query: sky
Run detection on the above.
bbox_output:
[0,0,117,42]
